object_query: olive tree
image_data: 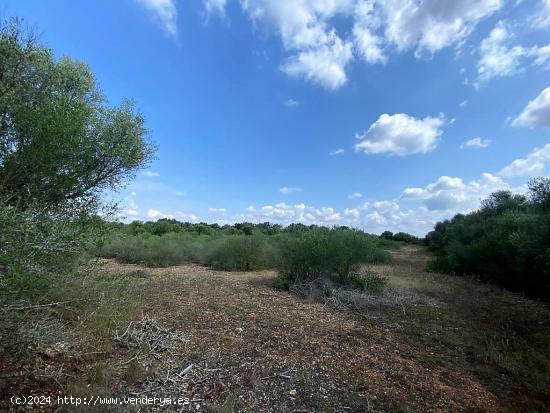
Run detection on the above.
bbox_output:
[0,19,155,272]
[0,19,155,212]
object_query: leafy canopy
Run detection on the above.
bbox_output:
[0,19,155,211]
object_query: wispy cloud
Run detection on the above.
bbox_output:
[329,148,345,156]
[136,0,178,39]
[143,171,160,177]
[460,137,491,149]
[284,99,300,108]
[280,186,302,194]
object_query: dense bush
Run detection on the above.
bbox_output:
[277,228,391,288]
[204,235,279,271]
[97,232,280,270]
[425,178,550,300]
[98,224,393,275]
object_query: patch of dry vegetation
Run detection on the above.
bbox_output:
[1,247,549,412]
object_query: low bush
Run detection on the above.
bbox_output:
[348,267,388,293]
[277,228,391,288]
[203,235,279,271]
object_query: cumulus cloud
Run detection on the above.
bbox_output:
[348,192,363,199]
[401,173,509,212]
[499,144,550,177]
[242,0,354,89]
[243,202,349,225]
[476,21,526,83]
[147,208,175,219]
[281,32,353,90]
[279,186,302,194]
[175,211,198,221]
[512,87,550,128]
[476,21,550,85]
[379,0,501,55]
[344,208,360,219]
[146,208,198,221]
[354,113,445,156]
[239,0,501,89]
[460,137,491,149]
[136,0,178,38]
[353,1,386,64]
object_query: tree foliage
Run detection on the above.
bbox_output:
[0,19,154,211]
[0,19,154,273]
[425,178,550,300]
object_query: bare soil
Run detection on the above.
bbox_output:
[2,246,549,412]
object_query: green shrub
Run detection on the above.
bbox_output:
[277,228,390,288]
[425,178,550,300]
[348,267,388,293]
[202,235,278,271]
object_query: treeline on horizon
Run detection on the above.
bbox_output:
[101,176,550,300]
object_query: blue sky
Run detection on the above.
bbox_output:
[4,0,550,235]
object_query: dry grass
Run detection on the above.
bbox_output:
[1,247,549,412]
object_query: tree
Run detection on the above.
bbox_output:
[380,230,393,240]
[529,177,550,211]
[0,19,155,212]
[480,190,527,214]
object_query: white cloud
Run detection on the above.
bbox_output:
[348,192,363,199]
[284,98,300,108]
[534,0,550,28]
[242,0,354,89]
[379,0,502,55]
[147,208,175,219]
[279,186,302,194]
[353,2,386,65]
[476,21,526,83]
[281,32,353,90]
[330,148,345,156]
[137,0,178,38]
[401,173,509,212]
[499,144,550,177]
[143,171,160,177]
[208,207,227,213]
[512,86,550,128]
[175,211,198,221]
[355,113,445,156]
[531,44,550,67]
[242,202,351,226]
[203,0,227,18]
[145,208,198,221]
[459,100,468,108]
[126,209,140,217]
[460,137,491,149]
[344,208,360,219]
[239,0,502,89]
[476,21,550,85]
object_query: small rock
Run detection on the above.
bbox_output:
[289,389,297,397]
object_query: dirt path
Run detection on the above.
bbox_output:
[102,246,549,412]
